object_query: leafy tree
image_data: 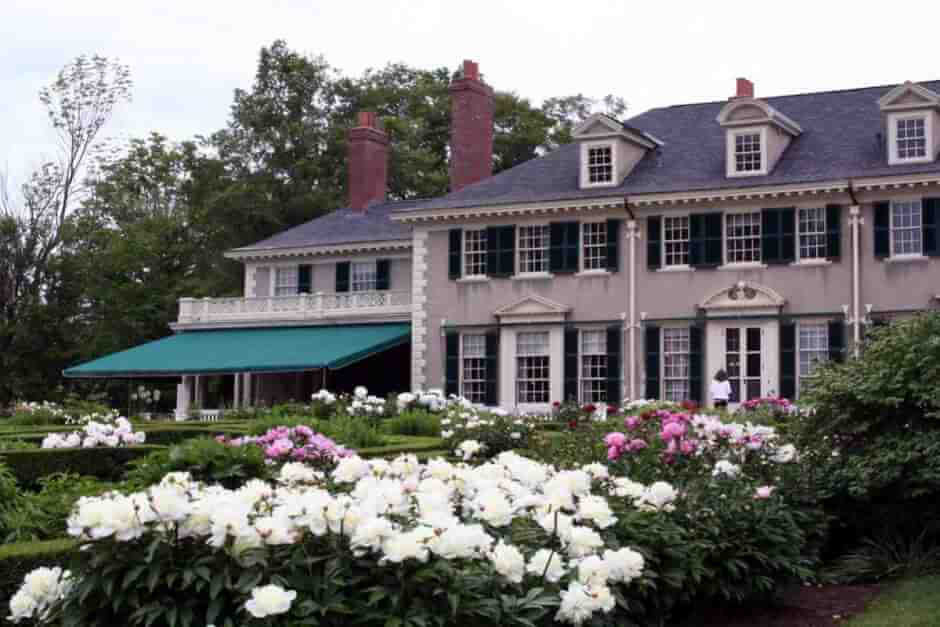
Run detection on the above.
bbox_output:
[541,93,628,148]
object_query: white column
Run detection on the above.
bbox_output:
[175,376,192,421]
[849,205,863,358]
[233,374,241,410]
[243,372,253,407]
[194,375,203,408]
[626,219,640,400]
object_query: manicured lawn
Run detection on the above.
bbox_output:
[849,577,940,627]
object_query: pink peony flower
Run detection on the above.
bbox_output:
[624,416,640,430]
[604,432,627,448]
[754,486,775,499]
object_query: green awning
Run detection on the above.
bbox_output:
[63,324,411,378]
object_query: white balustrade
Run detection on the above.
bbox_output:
[177,290,411,324]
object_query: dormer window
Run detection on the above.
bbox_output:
[586,145,614,184]
[878,82,940,166]
[734,131,763,173]
[888,114,931,164]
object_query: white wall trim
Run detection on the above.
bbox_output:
[226,239,412,261]
[410,229,430,391]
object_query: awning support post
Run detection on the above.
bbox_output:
[233,374,241,410]
[243,373,252,408]
[176,376,192,421]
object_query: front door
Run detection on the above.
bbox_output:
[707,321,778,406]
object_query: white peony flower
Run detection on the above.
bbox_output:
[489,541,525,583]
[577,554,610,586]
[603,547,645,583]
[712,460,741,479]
[771,443,797,463]
[527,548,567,583]
[556,582,615,625]
[245,584,297,618]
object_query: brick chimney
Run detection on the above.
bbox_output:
[735,78,755,99]
[449,60,494,192]
[347,111,389,211]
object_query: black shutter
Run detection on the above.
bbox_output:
[606,219,620,272]
[647,216,662,270]
[761,208,795,264]
[564,327,579,403]
[605,325,622,404]
[923,198,939,256]
[691,213,723,267]
[297,264,312,294]
[445,332,459,397]
[704,213,724,266]
[874,201,890,258]
[780,321,796,400]
[375,259,390,290]
[484,330,499,406]
[828,320,846,363]
[826,204,842,260]
[335,262,350,293]
[550,222,579,274]
[688,325,703,403]
[644,325,661,400]
[484,225,516,276]
[448,229,462,280]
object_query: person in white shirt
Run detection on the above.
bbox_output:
[710,369,732,409]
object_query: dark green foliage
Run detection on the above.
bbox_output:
[124,437,268,490]
[0,446,162,487]
[0,473,114,543]
[383,410,441,437]
[0,539,79,620]
[825,517,940,583]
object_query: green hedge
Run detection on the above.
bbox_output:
[0,538,78,624]
[0,446,164,487]
[0,426,246,446]
[358,437,444,458]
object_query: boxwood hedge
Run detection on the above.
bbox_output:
[0,447,164,487]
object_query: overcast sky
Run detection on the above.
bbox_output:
[3,0,940,187]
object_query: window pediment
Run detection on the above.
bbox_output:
[716,98,802,136]
[494,294,571,323]
[700,281,785,314]
[878,81,940,112]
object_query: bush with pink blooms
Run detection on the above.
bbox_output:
[218,425,353,470]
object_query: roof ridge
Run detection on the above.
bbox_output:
[629,78,940,118]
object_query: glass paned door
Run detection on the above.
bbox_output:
[724,327,763,402]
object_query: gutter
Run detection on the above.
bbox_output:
[624,196,638,400]
[847,180,863,358]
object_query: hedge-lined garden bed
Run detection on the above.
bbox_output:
[0,446,165,486]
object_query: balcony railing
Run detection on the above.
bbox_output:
[177,290,412,325]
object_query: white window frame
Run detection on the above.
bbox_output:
[724,210,763,265]
[515,331,551,404]
[888,112,932,165]
[579,329,607,404]
[350,260,378,292]
[662,327,691,402]
[726,127,768,177]
[580,220,608,272]
[662,214,691,268]
[463,228,488,278]
[460,334,487,404]
[273,265,299,296]
[890,199,924,258]
[580,141,617,188]
[516,224,550,275]
[797,322,829,396]
[797,207,827,261]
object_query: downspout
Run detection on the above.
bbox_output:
[847,180,862,358]
[624,197,638,400]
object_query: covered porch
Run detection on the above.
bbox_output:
[63,323,411,420]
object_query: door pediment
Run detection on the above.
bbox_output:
[700,281,785,316]
[494,295,571,324]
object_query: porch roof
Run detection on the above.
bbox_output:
[63,323,411,378]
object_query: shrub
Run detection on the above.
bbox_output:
[825,517,940,583]
[440,404,535,459]
[0,473,114,542]
[0,439,36,451]
[0,539,78,620]
[383,410,441,437]
[0,446,163,487]
[124,437,269,490]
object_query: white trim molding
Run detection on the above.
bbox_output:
[886,111,934,166]
[700,281,786,315]
[494,294,571,325]
[410,229,430,391]
[225,239,412,261]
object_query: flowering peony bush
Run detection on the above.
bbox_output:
[438,398,538,459]
[40,417,145,450]
[218,425,353,470]
[7,567,73,624]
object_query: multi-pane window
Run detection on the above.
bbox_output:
[518,225,549,273]
[798,208,827,259]
[463,229,488,276]
[582,222,608,270]
[580,330,607,404]
[663,216,690,266]
[461,334,487,404]
[274,267,298,296]
[896,117,927,160]
[726,212,762,263]
[351,261,377,292]
[891,200,923,256]
[734,132,762,173]
[662,328,690,402]
[586,145,613,184]
[516,332,550,404]
[798,323,829,391]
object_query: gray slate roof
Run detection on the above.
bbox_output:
[233,199,420,252]
[239,80,940,250]
[405,79,940,212]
